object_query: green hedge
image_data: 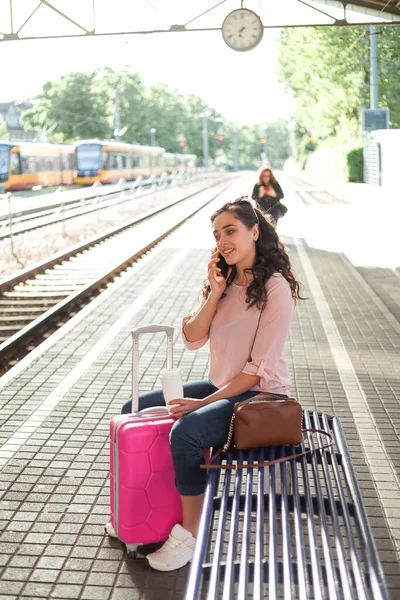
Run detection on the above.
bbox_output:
[347,147,364,182]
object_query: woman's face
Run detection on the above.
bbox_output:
[261,171,271,184]
[212,212,257,267]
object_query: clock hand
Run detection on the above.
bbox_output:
[227,26,246,40]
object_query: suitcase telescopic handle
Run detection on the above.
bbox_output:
[131,325,174,412]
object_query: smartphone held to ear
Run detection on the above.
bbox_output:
[214,251,229,281]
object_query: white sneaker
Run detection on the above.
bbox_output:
[146,524,196,572]
[104,522,118,538]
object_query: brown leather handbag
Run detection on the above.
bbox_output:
[229,394,302,450]
[202,394,333,471]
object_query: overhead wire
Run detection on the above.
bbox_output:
[143,0,171,28]
[331,30,369,71]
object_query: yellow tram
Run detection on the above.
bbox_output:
[74,140,197,185]
[0,139,198,192]
[74,140,166,185]
[0,142,74,191]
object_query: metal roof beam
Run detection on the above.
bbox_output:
[1,20,399,44]
[297,0,337,20]
[15,2,41,37]
[1,0,96,40]
[39,1,92,34]
[0,0,399,42]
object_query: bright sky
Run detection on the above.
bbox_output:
[0,0,390,125]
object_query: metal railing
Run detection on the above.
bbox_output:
[0,174,231,369]
[0,168,218,241]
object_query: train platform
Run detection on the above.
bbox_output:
[0,174,399,599]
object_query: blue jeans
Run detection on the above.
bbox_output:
[121,380,287,496]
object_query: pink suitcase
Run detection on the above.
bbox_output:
[108,325,182,557]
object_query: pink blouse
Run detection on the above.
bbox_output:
[182,273,294,396]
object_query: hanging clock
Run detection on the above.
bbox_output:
[221,8,264,52]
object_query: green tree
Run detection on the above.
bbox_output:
[277,25,400,158]
[265,121,291,168]
[140,84,188,151]
[22,72,112,142]
[21,67,291,167]
[22,69,222,156]
[93,68,147,145]
[375,26,400,127]
[181,95,224,158]
[224,121,290,170]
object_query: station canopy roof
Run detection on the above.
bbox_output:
[330,1,400,16]
[308,1,400,19]
[0,0,399,42]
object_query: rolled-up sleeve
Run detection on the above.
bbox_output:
[241,275,294,388]
[182,315,209,351]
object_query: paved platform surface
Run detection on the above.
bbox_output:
[0,174,399,599]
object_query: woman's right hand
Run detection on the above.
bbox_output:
[258,186,265,198]
[208,251,232,296]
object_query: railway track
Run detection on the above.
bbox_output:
[0,176,233,374]
[0,172,214,240]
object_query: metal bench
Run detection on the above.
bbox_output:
[185,410,389,600]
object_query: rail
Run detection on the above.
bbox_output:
[0,169,218,240]
[0,175,232,373]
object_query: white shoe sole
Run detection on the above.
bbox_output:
[104,522,118,538]
[146,553,193,572]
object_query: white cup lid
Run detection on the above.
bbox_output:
[160,368,182,378]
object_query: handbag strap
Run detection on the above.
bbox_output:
[201,428,334,471]
[221,410,236,453]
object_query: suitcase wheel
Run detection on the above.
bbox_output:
[126,544,139,559]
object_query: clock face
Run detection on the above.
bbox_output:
[222,9,264,52]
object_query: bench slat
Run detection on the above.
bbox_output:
[303,414,344,599]
[223,452,244,599]
[331,415,389,600]
[310,412,359,598]
[208,453,233,598]
[185,411,390,600]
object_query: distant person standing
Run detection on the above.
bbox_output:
[252,168,286,227]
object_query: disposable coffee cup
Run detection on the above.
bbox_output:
[160,369,184,407]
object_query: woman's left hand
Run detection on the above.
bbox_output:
[168,398,205,419]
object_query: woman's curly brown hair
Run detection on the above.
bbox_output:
[201,197,305,309]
